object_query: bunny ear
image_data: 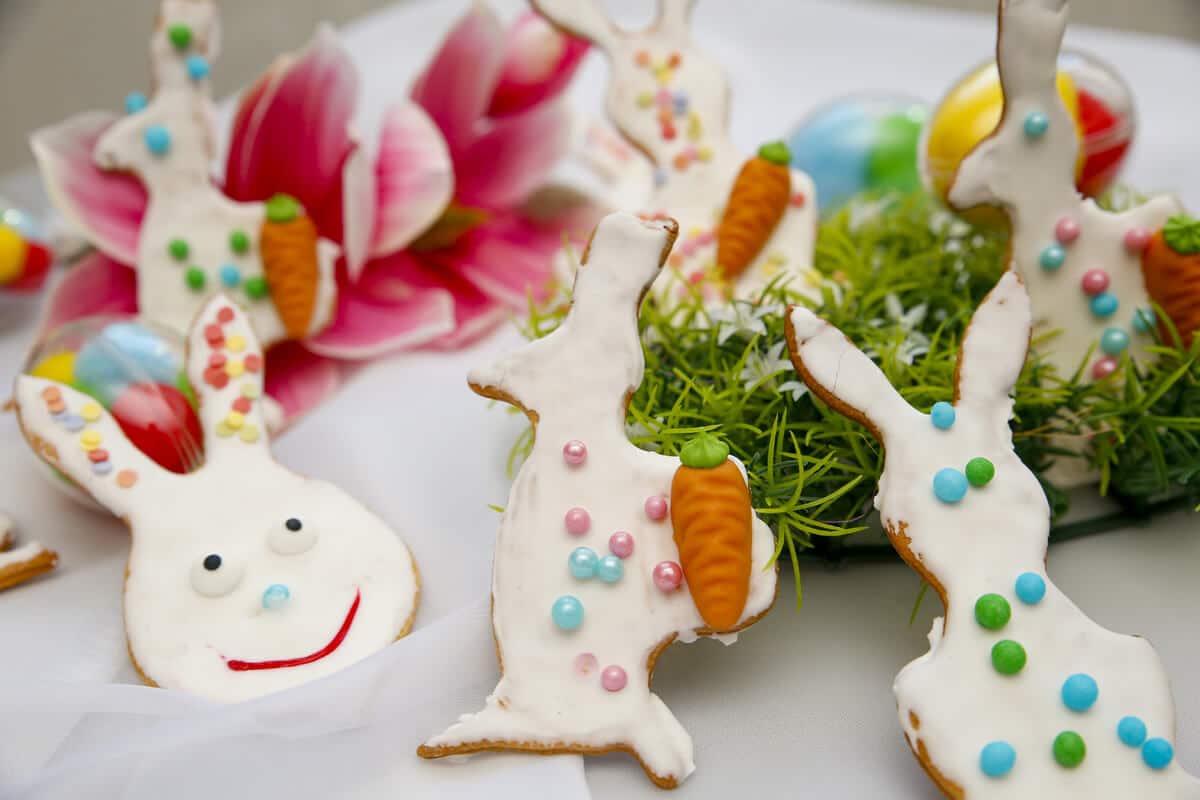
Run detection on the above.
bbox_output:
[657,0,698,39]
[530,0,621,51]
[14,376,174,522]
[954,270,1032,418]
[186,295,273,464]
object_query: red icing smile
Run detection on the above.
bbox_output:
[226,590,360,672]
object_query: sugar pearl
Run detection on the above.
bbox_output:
[564,507,591,536]
[1124,226,1151,253]
[574,652,598,676]
[609,531,635,559]
[1055,217,1081,244]
[653,561,683,592]
[601,665,628,692]
[644,495,668,521]
[1080,269,1110,295]
[1092,356,1119,380]
[562,439,587,466]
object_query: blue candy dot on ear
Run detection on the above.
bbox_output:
[1100,328,1130,355]
[568,546,599,580]
[124,91,148,114]
[1023,111,1050,139]
[1118,716,1147,747]
[1061,673,1099,712]
[933,468,968,504]
[1014,572,1046,605]
[1142,738,1174,770]
[144,125,171,156]
[1090,292,1119,318]
[551,595,584,630]
[220,264,241,288]
[930,401,956,430]
[596,554,624,584]
[979,741,1016,778]
[1039,244,1066,271]
[186,54,210,81]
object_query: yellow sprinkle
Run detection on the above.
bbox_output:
[80,402,102,422]
[226,335,246,353]
[655,68,671,86]
[688,226,703,239]
[225,411,245,430]
[687,112,702,141]
[636,92,653,109]
[80,430,102,450]
[225,359,245,378]
[215,422,233,438]
[697,145,713,162]
[240,383,260,399]
[239,424,260,444]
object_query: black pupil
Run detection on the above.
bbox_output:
[202,554,222,571]
[285,518,302,532]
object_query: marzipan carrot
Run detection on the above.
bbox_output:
[670,433,752,630]
[1142,214,1200,347]
[259,193,321,339]
[716,141,792,282]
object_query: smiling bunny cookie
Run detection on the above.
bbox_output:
[14,296,418,702]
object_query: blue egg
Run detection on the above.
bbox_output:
[1061,673,1099,712]
[568,547,599,580]
[1133,307,1156,334]
[1118,716,1147,747]
[596,554,624,584]
[979,741,1016,778]
[930,401,956,430]
[124,91,148,115]
[144,125,171,156]
[186,55,210,81]
[262,583,291,610]
[552,595,584,631]
[1100,327,1130,355]
[220,264,242,288]
[788,101,875,212]
[1039,245,1066,271]
[1142,737,1174,770]
[1023,111,1050,139]
[1,207,44,241]
[1090,293,1119,318]
[933,468,968,504]
[1014,572,1046,605]
[74,322,181,401]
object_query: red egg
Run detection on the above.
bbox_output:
[110,382,204,474]
[1076,88,1131,198]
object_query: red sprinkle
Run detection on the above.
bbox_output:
[88,448,109,463]
[204,324,223,344]
[208,352,227,368]
[790,192,807,208]
[42,387,62,402]
[634,50,650,67]
[661,125,677,140]
[232,396,252,414]
[668,52,681,68]
[217,307,236,324]
[204,368,229,390]
[244,354,263,373]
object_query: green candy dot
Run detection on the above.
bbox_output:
[1053,731,1086,768]
[229,230,250,254]
[244,275,269,300]
[168,238,190,261]
[974,593,1011,631]
[965,457,995,487]
[167,24,193,50]
[990,640,1026,675]
[265,193,302,223]
[185,267,206,291]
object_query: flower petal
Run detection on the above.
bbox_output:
[411,3,505,155]
[488,13,589,117]
[340,133,376,281]
[222,25,359,244]
[35,251,138,338]
[370,101,454,261]
[29,112,147,265]
[453,101,573,210]
[263,341,343,427]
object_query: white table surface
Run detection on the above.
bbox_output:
[0,1,1198,798]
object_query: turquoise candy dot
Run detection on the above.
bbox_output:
[220,264,241,288]
[261,583,290,610]
[1090,293,1119,318]
[1014,572,1046,605]
[1100,327,1130,355]
[596,554,624,584]
[1039,244,1066,271]
[1118,716,1148,747]
[1133,307,1156,333]
[933,468,968,504]
[930,401,956,430]
[1143,737,1174,770]
[1061,673,1099,712]
[144,125,171,156]
[124,92,148,114]
[568,547,599,580]
[551,595,584,631]
[1023,111,1050,139]
[186,55,210,81]
[980,741,1016,778]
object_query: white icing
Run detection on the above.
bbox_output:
[0,542,52,573]
[533,0,819,304]
[422,213,777,786]
[788,271,1199,797]
[92,0,337,347]
[13,295,417,703]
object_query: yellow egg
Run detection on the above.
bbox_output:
[0,224,28,285]
[30,351,77,385]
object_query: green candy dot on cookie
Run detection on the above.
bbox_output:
[1053,731,1086,768]
[244,275,269,300]
[167,24,192,50]
[974,593,1011,631]
[185,267,206,291]
[265,194,302,223]
[229,229,250,254]
[168,238,189,261]
[757,141,792,166]
[679,433,730,469]
[991,640,1026,675]
[966,457,995,487]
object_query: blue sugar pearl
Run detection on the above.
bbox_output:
[933,468,968,504]
[568,546,599,580]
[1090,293,1119,318]
[672,91,689,116]
[1118,716,1147,747]
[61,414,85,433]
[652,168,667,188]
[1023,111,1050,139]
[186,55,210,81]
[930,401,956,430]
[1014,572,1046,605]
[262,583,291,610]
[596,554,624,584]
[1100,327,1129,355]
[979,741,1016,778]
[220,264,241,288]
[91,460,113,476]
[1039,244,1066,271]
[551,595,584,631]
[1142,737,1174,770]
[144,125,171,156]
[1061,673,1099,712]
[1133,307,1156,334]
[124,91,148,114]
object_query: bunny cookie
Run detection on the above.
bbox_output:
[14,296,418,702]
[786,271,1199,797]
[418,213,777,788]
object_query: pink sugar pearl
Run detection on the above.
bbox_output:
[601,665,628,692]
[644,495,668,521]
[609,531,635,559]
[653,561,683,592]
[1055,216,1081,245]
[1080,269,1110,295]
[562,440,587,466]
[1124,226,1151,253]
[565,507,591,536]
[1092,356,1119,380]
[574,652,598,676]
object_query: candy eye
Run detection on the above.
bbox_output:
[269,517,317,555]
[190,552,244,597]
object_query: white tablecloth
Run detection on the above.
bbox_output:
[1,1,1198,798]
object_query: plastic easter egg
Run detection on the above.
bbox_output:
[0,223,28,285]
[111,383,204,474]
[788,95,929,213]
[74,321,183,401]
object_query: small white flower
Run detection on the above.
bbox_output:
[710,302,768,345]
[778,379,809,402]
[739,341,792,392]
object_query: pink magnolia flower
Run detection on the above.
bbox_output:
[31,6,590,423]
